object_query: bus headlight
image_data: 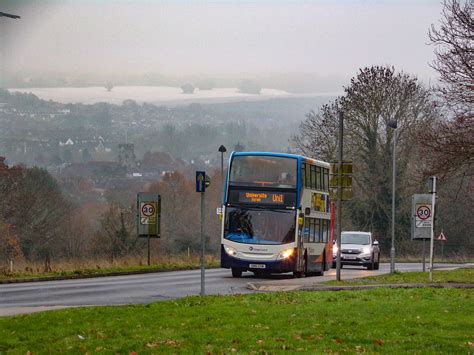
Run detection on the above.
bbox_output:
[277,248,294,260]
[224,245,237,257]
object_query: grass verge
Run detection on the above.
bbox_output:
[0,256,219,282]
[0,288,473,353]
[323,268,474,286]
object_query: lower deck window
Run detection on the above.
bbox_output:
[303,217,329,243]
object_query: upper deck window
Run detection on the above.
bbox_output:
[229,156,297,189]
[302,163,330,192]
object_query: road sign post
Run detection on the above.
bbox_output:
[137,193,161,266]
[422,238,426,272]
[411,193,433,272]
[196,171,210,296]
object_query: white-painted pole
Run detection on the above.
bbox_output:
[390,128,397,273]
[336,111,344,281]
[429,176,436,282]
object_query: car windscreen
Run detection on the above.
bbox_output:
[229,155,297,188]
[341,233,371,245]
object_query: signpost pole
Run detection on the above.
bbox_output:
[429,176,436,282]
[422,238,426,272]
[196,171,208,297]
[147,235,151,266]
[336,111,343,282]
[200,191,205,296]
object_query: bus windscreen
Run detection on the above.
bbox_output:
[229,156,297,188]
[224,207,296,245]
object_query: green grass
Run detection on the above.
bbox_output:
[323,268,474,286]
[1,288,473,353]
[0,260,220,282]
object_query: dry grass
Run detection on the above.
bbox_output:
[0,254,220,280]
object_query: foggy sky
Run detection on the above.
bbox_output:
[1,0,442,84]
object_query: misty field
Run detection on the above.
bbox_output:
[10,86,294,105]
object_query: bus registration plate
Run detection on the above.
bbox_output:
[249,264,266,269]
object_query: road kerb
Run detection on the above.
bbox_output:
[247,282,474,292]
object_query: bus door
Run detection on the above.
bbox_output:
[303,217,327,271]
[296,213,305,272]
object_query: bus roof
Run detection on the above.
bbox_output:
[231,151,330,168]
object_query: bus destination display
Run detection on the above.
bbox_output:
[228,188,296,207]
[239,191,284,204]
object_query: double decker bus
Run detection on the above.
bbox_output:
[220,152,334,278]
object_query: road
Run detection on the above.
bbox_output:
[0,263,465,316]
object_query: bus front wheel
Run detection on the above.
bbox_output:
[231,268,243,278]
[293,256,306,278]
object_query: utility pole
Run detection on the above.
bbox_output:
[336,111,343,281]
[429,176,436,282]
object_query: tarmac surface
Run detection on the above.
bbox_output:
[0,263,467,316]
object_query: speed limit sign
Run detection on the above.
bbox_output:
[137,193,161,238]
[140,202,157,225]
[141,203,155,218]
[415,204,432,227]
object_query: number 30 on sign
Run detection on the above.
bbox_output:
[140,202,157,225]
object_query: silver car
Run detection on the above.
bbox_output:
[332,231,380,270]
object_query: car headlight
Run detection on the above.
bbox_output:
[277,248,294,260]
[361,247,371,255]
[224,245,237,257]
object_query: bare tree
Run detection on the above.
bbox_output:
[429,0,473,119]
[292,101,341,162]
[417,117,473,178]
[420,0,474,178]
[0,163,72,260]
[293,66,436,250]
[94,204,140,259]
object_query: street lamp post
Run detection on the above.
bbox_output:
[336,111,344,281]
[218,145,227,183]
[0,12,21,89]
[218,145,227,197]
[388,120,398,274]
